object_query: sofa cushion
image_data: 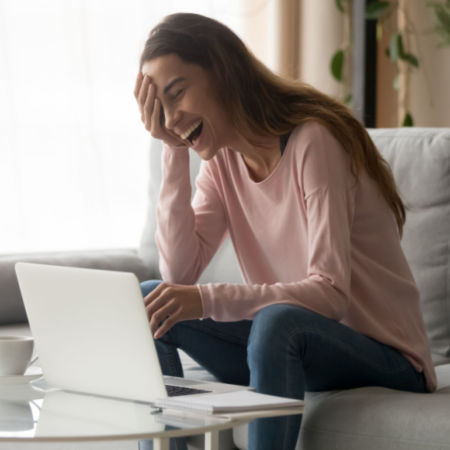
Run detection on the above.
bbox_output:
[0,249,152,325]
[297,364,450,450]
[232,364,450,450]
[368,128,450,365]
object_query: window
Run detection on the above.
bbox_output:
[0,0,245,253]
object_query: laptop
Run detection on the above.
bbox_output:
[15,262,245,404]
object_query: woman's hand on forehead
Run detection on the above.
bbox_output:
[134,71,187,149]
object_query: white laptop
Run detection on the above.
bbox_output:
[15,262,245,404]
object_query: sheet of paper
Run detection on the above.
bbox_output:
[155,390,304,414]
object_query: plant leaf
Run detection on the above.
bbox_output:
[401,53,419,67]
[389,33,404,61]
[435,4,450,30]
[344,93,353,105]
[402,112,414,127]
[331,50,345,81]
[427,1,450,47]
[335,0,345,13]
[335,0,352,13]
[366,1,390,19]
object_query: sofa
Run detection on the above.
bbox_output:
[1,127,449,450]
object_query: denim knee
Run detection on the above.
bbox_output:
[248,305,293,368]
[140,279,163,297]
[247,304,317,370]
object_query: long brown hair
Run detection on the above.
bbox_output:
[140,13,405,234]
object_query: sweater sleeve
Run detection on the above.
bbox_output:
[155,144,228,284]
[198,124,356,321]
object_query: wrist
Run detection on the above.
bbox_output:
[196,285,208,320]
[163,141,189,152]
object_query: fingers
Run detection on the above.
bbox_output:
[143,83,155,127]
[144,284,203,339]
[145,283,178,335]
[134,73,157,128]
[135,72,151,116]
[134,72,188,148]
[135,74,164,139]
[143,282,168,307]
[154,306,183,340]
[149,298,179,337]
[133,71,143,101]
[149,97,164,137]
[141,76,155,125]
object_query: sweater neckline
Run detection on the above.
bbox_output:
[238,134,292,186]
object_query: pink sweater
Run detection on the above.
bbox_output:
[156,121,436,392]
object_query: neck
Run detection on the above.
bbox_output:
[229,133,281,182]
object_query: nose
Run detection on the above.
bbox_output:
[162,105,181,131]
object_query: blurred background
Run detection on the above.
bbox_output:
[0,0,449,254]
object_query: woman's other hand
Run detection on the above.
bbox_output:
[134,72,187,149]
[143,283,203,339]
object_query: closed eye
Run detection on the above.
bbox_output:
[172,87,185,99]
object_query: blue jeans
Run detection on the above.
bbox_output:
[139,280,427,450]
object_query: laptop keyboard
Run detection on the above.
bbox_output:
[165,384,210,397]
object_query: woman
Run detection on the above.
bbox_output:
[134,12,436,450]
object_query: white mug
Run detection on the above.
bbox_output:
[0,336,34,376]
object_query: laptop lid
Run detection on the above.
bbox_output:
[15,262,167,403]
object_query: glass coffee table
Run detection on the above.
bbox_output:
[0,379,303,450]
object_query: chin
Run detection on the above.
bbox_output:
[194,146,217,161]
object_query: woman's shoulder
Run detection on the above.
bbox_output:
[290,120,336,146]
[288,120,351,175]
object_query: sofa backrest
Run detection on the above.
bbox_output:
[139,127,450,365]
[369,128,450,365]
[0,250,152,325]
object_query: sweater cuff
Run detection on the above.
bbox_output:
[197,284,212,319]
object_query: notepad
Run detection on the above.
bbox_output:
[155,390,304,414]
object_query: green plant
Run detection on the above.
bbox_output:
[427,0,450,46]
[330,0,352,105]
[331,0,424,126]
[386,30,419,126]
[365,0,390,19]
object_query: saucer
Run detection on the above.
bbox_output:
[0,373,42,385]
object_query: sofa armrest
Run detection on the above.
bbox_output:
[0,248,156,326]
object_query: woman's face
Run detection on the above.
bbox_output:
[141,53,235,160]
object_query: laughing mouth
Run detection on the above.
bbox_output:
[180,120,203,144]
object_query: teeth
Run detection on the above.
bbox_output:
[180,120,202,140]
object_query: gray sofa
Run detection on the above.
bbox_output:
[1,127,449,450]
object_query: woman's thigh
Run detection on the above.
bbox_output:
[141,282,425,393]
[248,304,427,394]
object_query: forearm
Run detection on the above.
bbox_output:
[156,144,226,284]
[198,277,350,322]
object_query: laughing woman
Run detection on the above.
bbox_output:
[134,13,435,450]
